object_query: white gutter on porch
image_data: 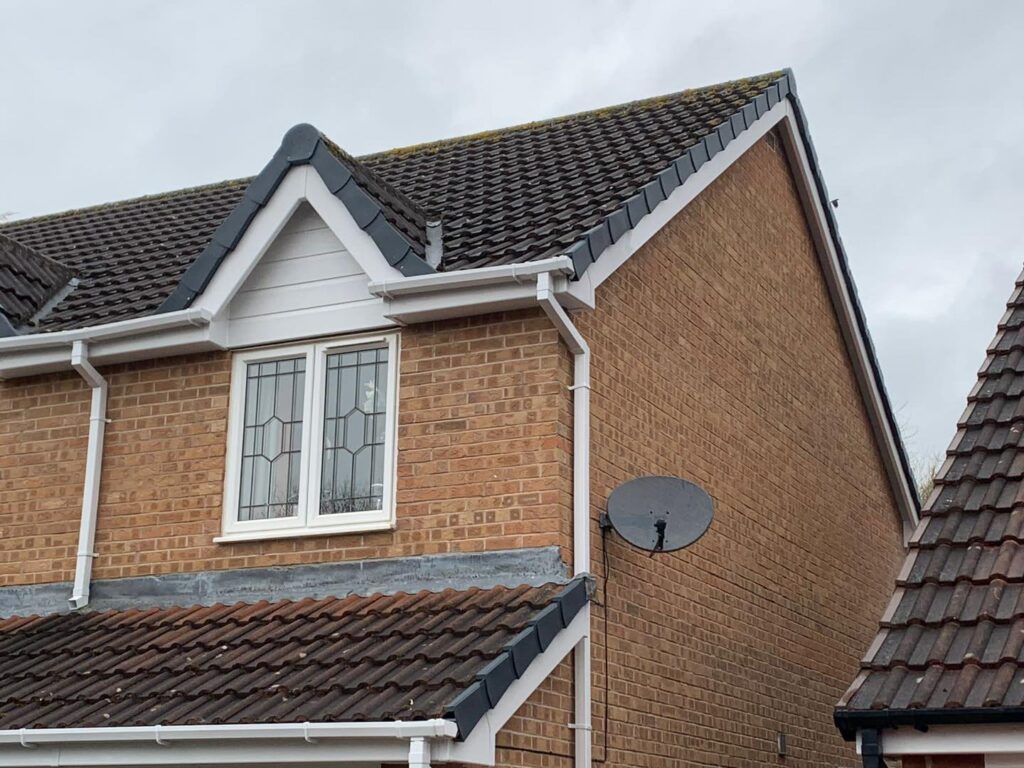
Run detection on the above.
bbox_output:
[0,720,459,767]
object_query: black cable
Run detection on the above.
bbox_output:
[600,524,611,762]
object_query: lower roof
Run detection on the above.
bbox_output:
[0,578,588,740]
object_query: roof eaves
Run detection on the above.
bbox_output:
[157,124,434,314]
[442,577,589,739]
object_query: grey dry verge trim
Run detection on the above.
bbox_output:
[443,576,590,739]
[564,68,919,512]
[157,123,435,313]
[564,72,791,278]
[0,546,567,618]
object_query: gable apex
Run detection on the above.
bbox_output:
[157,123,435,315]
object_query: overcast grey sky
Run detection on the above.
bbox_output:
[2,0,1022,473]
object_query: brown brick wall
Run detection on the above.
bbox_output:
[0,309,572,586]
[570,134,906,767]
[904,758,986,768]
[0,130,905,768]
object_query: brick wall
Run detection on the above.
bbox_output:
[904,758,985,768]
[569,133,907,767]
[0,309,572,586]
[0,128,906,768]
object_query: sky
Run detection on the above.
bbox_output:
[2,0,1022,476]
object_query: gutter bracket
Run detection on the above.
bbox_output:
[303,722,318,744]
[18,730,36,749]
[154,725,168,747]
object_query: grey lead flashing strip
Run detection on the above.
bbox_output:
[443,576,590,740]
[0,546,568,618]
[157,123,434,314]
[565,72,791,279]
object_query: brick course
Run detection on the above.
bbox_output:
[0,309,571,585]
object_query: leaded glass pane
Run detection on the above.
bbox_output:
[320,344,388,514]
[238,356,305,521]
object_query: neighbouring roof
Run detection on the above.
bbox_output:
[836,266,1024,737]
[0,579,588,739]
[0,234,73,331]
[0,71,789,332]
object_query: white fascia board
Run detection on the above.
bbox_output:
[370,257,578,325]
[440,605,589,766]
[567,98,918,539]
[0,310,217,379]
[859,724,1024,757]
[0,720,457,767]
[774,103,919,538]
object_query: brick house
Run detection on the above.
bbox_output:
[0,70,917,767]
[836,266,1024,767]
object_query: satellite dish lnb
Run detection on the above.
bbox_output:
[603,476,713,555]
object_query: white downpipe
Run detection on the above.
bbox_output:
[536,271,592,768]
[408,736,431,767]
[68,341,108,610]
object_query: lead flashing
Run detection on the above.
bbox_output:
[443,577,589,739]
[157,122,434,313]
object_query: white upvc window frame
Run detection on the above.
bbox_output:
[217,332,399,543]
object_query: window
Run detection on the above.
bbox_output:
[219,334,399,541]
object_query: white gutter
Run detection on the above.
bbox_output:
[536,271,592,768]
[68,341,107,610]
[367,255,575,297]
[0,720,458,768]
[0,307,212,351]
[0,720,458,746]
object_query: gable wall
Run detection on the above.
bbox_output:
[0,308,572,588]
[574,132,906,767]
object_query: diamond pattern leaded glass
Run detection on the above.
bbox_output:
[238,357,305,521]
[321,345,389,514]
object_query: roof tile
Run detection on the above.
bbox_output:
[0,73,784,331]
[838,264,1024,728]
[0,579,588,735]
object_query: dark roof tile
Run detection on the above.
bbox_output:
[0,579,588,736]
[0,73,785,331]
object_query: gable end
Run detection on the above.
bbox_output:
[158,124,435,314]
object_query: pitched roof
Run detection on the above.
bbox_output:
[836,265,1024,737]
[0,579,588,739]
[0,234,73,333]
[0,71,787,332]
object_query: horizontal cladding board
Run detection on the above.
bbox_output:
[230,273,372,319]
[243,249,363,291]
[261,227,350,264]
[280,201,328,235]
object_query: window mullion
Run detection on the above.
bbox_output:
[299,346,320,527]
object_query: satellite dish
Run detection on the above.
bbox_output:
[603,476,714,555]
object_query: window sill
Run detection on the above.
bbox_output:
[213,519,395,544]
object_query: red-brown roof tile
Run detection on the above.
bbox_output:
[837,265,1024,736]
